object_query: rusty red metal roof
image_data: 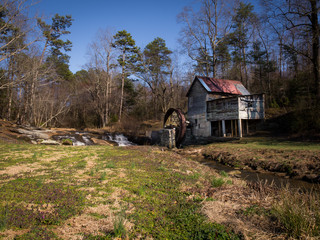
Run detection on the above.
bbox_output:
[187,76,250,96]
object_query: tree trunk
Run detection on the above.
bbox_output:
[310,0,320,103]
[119,52,125,122]
[242,47,249,89]
[7,89,12,121]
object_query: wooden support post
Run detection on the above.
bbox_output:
[222,120,226,137]
[231,120,234,136]
[235,119,238,137]
[218,121,221,137]
[238,119,242,138]
[246,119,249,135]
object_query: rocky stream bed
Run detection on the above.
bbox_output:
[0,120,137,147]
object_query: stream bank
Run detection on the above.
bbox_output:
[176,143,320,191]
[202,149,320,184]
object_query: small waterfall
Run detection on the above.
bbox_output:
[104,133,134,146]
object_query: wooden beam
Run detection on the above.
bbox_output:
[235,119,238,137]
[231,120,234,136]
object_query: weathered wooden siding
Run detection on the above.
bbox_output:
[239,94,265,119]
[206,94,264,121]
[187,80,207,116]
[207,97,239,121]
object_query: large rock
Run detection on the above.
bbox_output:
[91,137,116,146]
[39,139,60,145]
[14,128,51,140]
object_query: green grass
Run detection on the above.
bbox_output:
[75,160,87,169]
[0,143,240,239]
[211,177,225,188]
[220,170,229,177]
[209,137,320,151]
[99,172,107,181]
[0,179,85,228]
[14,226,60,239]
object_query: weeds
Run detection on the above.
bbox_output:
[113,216,127,238]
[105,162,115,168]
[0,180,85,228]
[191,172,200,180]
[211,176,225,188]
[99,172,107,181]
[239,204,270,217]
[75,160,87,169]
[15,225,60,239]
[271,188,320,238]
[220,170,228,177]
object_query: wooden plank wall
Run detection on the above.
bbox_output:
[207,94,264,121]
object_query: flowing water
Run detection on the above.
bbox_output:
[103,133,134,146]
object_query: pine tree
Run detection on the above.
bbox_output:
[112,30,138,122]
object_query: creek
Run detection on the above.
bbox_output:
[53,132,134,146]
[200,159,320,192]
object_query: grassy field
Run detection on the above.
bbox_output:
[204,136,320,151]
[0,141,319,239]
[0,143,241,239]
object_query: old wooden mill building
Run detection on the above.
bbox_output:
[186,76,265,138]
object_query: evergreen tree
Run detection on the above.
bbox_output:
[38,14,73,81]
[112,30,138,122]
[136,37,173,117]
[228,2,255,88]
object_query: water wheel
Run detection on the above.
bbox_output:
[163,108,187,147]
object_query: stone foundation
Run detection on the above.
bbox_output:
[151,129,176,148]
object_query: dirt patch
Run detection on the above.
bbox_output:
[0,229,29,240]
[0,162,44,176]
[54,214,113,239]
[47,188,133,239]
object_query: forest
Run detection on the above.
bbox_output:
[0,0,320,133]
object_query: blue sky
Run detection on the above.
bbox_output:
[36,0,196,73]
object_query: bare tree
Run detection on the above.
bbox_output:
[178,0,234,78]
[0,0,38,65]
[13,45,69,126]
[85,29,116,127]
[263,0,320,102]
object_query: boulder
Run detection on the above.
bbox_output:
[39,139,60,145]
[91,138,116,146]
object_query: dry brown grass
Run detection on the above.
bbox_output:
[202,180,287,239]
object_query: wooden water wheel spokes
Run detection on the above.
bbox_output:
[163,108,186,147]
